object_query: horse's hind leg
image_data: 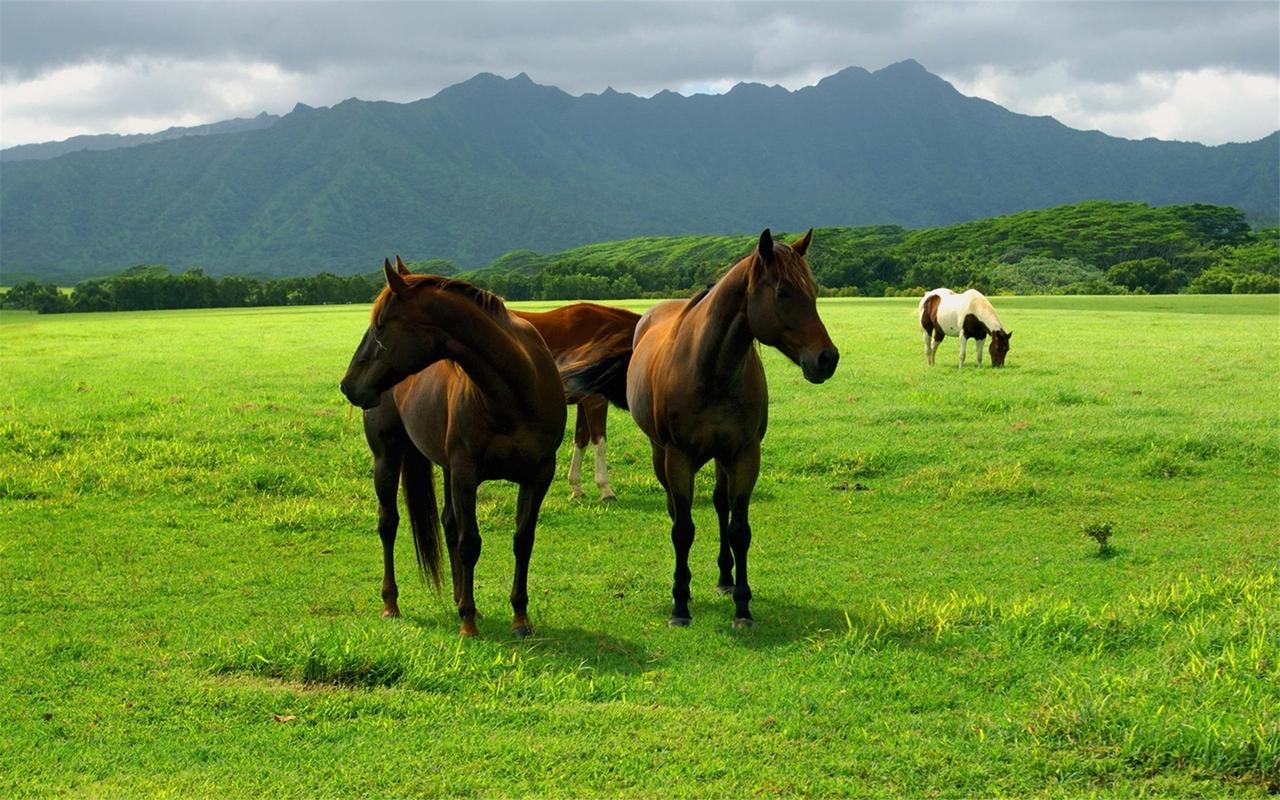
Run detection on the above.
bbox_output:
[922,330,934,365]
[567,405,588,499]
[957,335,968,368]
[713,462,734,594]
[510,459,554,638]
[584,395,615,501]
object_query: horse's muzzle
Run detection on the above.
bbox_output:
[802,347,840,384]
[339,379,381,410]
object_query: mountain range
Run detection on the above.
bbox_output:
[1,60,1275,283]
[0,112,279,163]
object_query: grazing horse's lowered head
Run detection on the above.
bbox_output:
[340,256,506,408]
[746,228,839,383]
[988,329,1012,367]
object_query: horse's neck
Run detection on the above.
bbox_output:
[967,294,1003,332]
[432,296,536,415]
[684,261,755,384]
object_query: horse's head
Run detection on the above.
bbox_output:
[989,330,1012,367]
[340,257,450,409]
[746,228,839,383]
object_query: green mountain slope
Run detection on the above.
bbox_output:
[2,61,1275,283]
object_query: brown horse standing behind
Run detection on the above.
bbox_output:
[571,229,838,627]
[513,304,640,501]
[340,258,567,637]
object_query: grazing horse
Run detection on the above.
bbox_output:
[570,229,838,628]
[919,288,1012,367]
[512,304,641,501]
[339,257,567,638]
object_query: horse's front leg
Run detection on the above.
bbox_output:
[511,460,554,638]
[372,438,406,618]
[976,338,985,366]
[725,444,761,627]
[713,461,734,594]
[663,448,697,626]
[441,468,462,606]
[958,335,968,368]
[448,468,483,637]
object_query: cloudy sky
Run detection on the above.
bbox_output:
[1,1,1276,149]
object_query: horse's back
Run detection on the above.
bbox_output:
[514,303,640,354]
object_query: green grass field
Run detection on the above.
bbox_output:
[2,295,1277,797]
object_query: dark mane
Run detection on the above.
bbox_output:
[372,274,507,324]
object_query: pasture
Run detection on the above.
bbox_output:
[1,294,1277,796]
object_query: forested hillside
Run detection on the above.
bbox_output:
[2,62,1275,283]
[5,201,1275,313]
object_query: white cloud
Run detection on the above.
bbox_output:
[0,2,1276,147]
[946,65,1279,145]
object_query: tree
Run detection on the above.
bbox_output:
[1232,272,1280,294]
[1,281,69,313]
[1188,269,1235,294]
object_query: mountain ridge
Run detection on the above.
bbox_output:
[1,61,1275,282]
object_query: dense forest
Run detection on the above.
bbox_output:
[4,201,1276,314]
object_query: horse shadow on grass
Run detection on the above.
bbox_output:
[398,612,654,678]
[634,592,852,652]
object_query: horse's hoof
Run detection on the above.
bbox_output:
[382,604,401,619]
[668,616,692,628]
[512,625,533,639]
[715,584,734,596]
[732,617,755,629]
[600,493,617,503]
[459,621,480,638]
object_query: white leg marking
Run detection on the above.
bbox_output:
[958,336,967,368]
[568,443,585,498]
[976,340,984,366]
[594,438,615,501]
[923,331,933,365]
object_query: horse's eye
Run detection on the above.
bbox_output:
[777,287,792,300]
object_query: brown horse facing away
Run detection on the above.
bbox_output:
[569,229,839,628]
[512,304,640,501]
[339,258,568,637]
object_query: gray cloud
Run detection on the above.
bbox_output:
[1,1,1276,146]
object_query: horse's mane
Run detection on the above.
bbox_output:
[964,289,1005,331]
[372,274,507,324]
[753,243,818,297]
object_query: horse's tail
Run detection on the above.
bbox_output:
[400,446,443,588]
[561,350,631,410]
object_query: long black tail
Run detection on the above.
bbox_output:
[400,446,442,588]
[562,350,631,410]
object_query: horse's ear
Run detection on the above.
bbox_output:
[384,258,409,296]
[791,228,814,256]
[395,255,411,276]
[757,228,776,265]
[1006,330,1013,338]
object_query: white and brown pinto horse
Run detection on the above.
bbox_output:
[919,288,1011,367]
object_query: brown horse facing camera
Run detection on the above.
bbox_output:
[512,304,640,501]
[569,229,839,628]
[339,257,569,638]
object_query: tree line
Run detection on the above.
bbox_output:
[4,202,1276,314]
